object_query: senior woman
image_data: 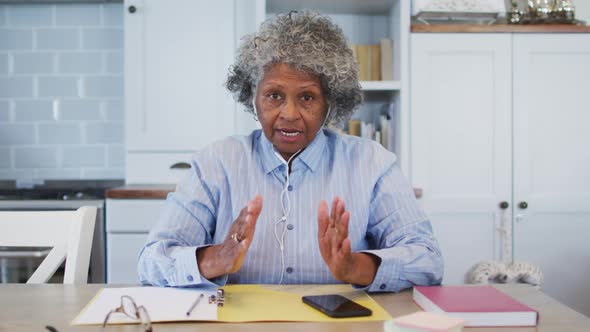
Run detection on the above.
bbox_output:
[138,11,443,292]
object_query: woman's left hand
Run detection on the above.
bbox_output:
[317,197,380,286]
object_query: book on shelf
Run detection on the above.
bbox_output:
[355,45,371,81]
[351,39,393,82]
[380,38,393,81]
[413,285,538,327]
[370,44,381,81]
[348,119,361,137]
[346,114,393,152]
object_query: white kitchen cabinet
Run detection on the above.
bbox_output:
[410,33,513,285]
[105,199,165,284]
[107,233,148,284]
[411,32,590,316]
[512,34,590,316]
[124,0,260,183]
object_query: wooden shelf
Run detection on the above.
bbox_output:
[268,0,396,15]
[360,80,401,91]
[411,24,590,33]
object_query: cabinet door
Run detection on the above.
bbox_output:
[106,199,165,233]
[125,0,236,151]
[107,233,148,284]
[513,34,590,316]
[411,34,512,285]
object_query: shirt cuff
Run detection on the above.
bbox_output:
[356,249,401,292]
[175,245,228,287]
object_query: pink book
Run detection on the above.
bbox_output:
[413,285,538,327]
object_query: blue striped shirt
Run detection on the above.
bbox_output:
[138,129,443,292]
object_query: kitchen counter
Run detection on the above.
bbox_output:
[106,185,424,199]
[411,23,590,33]
[106,184,175,199]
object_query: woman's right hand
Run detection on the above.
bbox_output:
[197,195,263,279]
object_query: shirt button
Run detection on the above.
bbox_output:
[286,267,294,274]
[379,284,386,290]
[187,275,194,282]
[287,224,294,230]
[287,185,293,191]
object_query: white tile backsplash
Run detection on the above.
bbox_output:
[58,52,103,73]
[38,122,81,144]
[38,76,80,97]
[0,7,6,26]
[13,52,54,74]
[14,146,58,168]
[59,99,101,121]
[0,29,33,50]
[14,100,53,121]
[102,4,123,27]
[0,103,9,122]
[55,4,100,26]
[82,28,123,50]
[0,147,9,167]
[83,75,123,97]
[0,54,8,74]
[36,28,80,50]
[105,51,123,73]
[0,3,124,180]
[86,122,123,144]
[7,5,53,26]
[62,145,105,167]
[0,77,34,98]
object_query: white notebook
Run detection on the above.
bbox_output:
[73,287,218,325]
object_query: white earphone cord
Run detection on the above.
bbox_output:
[252,90,331,284]
[274,150,299,284]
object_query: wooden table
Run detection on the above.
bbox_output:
[1,284,589,332]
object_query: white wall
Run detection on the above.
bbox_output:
[575,1,590,23]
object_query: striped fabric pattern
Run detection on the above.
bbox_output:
[138,129,443,292]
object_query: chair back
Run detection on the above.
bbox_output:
[0,206,97,284]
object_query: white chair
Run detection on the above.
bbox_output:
[0,206,97,284]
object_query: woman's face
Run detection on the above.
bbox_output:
[255,63,328,161]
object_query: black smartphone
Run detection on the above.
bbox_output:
[302,294,372,318]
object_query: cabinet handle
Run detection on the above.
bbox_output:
[519,201,528,209]
[128,5,137,14]
[499,201,509,209]
[413,187,423,199]
[170,162,191,170]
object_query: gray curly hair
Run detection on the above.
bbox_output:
[226,11,362,126]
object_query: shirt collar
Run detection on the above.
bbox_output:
[257,129,327,174]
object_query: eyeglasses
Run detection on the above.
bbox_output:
[102,295,152,332]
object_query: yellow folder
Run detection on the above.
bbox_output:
[218,284,392,322]
[73,284,392,325]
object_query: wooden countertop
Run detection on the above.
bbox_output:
[1,284,589,332]
[106,184,175,199]
[411,23,590,33]
[107,185,424,199]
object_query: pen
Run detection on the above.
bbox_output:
[186,293,204,316]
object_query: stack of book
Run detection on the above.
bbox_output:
[347,114,393,151]
[346,103,396,152]
[351,38,394,81]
